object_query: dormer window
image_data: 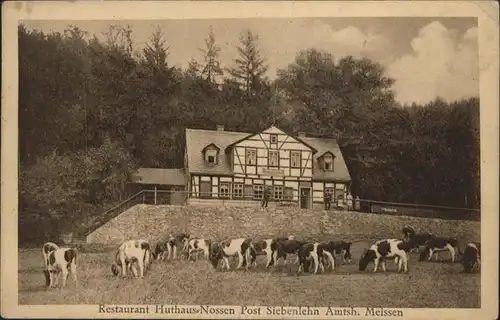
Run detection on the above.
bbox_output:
[320,152,335,171]
[202,144,220,165]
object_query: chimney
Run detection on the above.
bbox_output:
[216,125,224,132]
[298,132,306,138]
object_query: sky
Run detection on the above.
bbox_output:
[22,17,478,105]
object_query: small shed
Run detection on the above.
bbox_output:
[129,168,187,205]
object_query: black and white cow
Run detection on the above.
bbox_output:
[297,242,325,274]
[359,239,410,273]
[462,242,481,273]
[111,239,152,278]
[153,241,168,261]
[42,242,60,286]
[273,239,307,266]
[407,232,434,253]
[419,237,459,263]
[154,233,190,261]
[186,238,212,261]
[46,247,78,288]
[209,238,256,271]
[317,241,353,272]
[402,226,434,253]
[168,232,190,259]
[253,236,295,268]
[402,226,416,243]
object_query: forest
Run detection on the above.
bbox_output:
[18,24,480,244]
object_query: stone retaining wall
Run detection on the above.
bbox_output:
[85,204,480,246]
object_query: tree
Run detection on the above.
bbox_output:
[199,27,223,84]
[227,29,268,97]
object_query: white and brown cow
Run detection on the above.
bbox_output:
[42,242,60,286]
[186,238,212,261]
[297,242,325,274]
[359,239,410,273]
[46,247,78,288]
[111,239,152,278]
[462,242,481,273]
[419,237,459,263]
[210,238,256,271]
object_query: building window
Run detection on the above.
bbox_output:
[291,151,301,168]
[323,154,333,171]
[269,151,279,167]
[253,185,264,200]
[234,183,243,198]
[284,187,294,201]
[274,186,284,200]
[270,134,278,144]
[246,149,257,165]
[205,149,218,164]
[219,182,230,198]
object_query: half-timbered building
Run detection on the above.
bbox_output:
[185,125,352,208]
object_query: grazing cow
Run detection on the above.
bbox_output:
[168,233,190,259]
[273,239,307,266]
[419,237,459,263]
[42,242,60,286]
[402,226,416,243]
[46,247,78,288]
[154,233,190,261]
[359,239,410,273]
[318,241,353,272]
[407,232,434,253]
[210,238,256,271]
[253,236,295,268]
[153,240,168,261]
[402,227,434,253]
[462,242,481,273]
[186,238,212,261]
[111,239,152,278]
[297,243,324,274]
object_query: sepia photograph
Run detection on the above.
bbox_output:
[2,1,499,319]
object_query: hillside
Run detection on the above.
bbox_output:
[86,204,480,245]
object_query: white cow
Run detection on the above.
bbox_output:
[111,239,152,278]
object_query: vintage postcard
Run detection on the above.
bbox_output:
[2,1,499,319]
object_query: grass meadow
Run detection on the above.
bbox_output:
[18,240,480,308]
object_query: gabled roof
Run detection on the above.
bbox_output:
[225,126,318,153]
[130,168,186,186]
[318,151,335,159]
[186,128,249,175]
[300,137,352,182]
[201,143,220,153]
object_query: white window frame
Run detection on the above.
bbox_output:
[219,182,230,199]
[323,154,333,171]
[274,185,284,200]
[205,148,218,164]
[291,151,301,168]
[269,150,279,167]
[253,185,264,200]
[233,183,244,198]
[246,149,257,165]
